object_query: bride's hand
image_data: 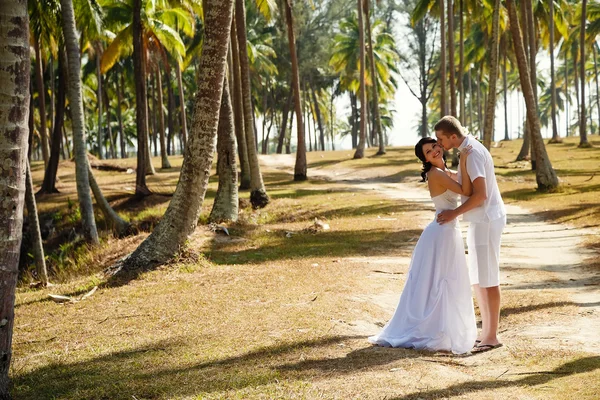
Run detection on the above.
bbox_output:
[461,145,473,159]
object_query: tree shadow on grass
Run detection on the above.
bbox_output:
[500,301,600,318]
[11,335,365,400]
[208,228,424,265]
[387,356,600,400]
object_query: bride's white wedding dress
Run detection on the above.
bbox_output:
[368,189,477,354]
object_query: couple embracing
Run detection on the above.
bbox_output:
[369,116,507,355]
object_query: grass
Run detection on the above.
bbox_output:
[12,136,600,399]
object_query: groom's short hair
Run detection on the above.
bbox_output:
[434,116,465,138]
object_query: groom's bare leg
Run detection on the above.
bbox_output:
[480,285,501,345]
[473,284,488,340]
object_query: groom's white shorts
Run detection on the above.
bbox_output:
[467,215,506,288]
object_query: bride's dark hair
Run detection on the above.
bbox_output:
[415,137,446,182]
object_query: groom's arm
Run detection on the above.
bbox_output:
[437,178,487,224]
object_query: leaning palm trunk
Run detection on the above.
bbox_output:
[113,0,234,273]
[229,22,250,189]
[482,0,501,150]
[284,0,307,180]
[506,0,558,191]
[525,0,537,169]
[235,0,269,205]
[353,0,367,159]
[209,76,238,222]
[26,161,49,285]
[364,0,385,155]
[61,0,99,243]
[88,168,130,236]
[0,0,30,394]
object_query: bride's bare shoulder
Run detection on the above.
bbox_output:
[427,167,445,180]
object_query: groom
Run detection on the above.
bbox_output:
[434,116,507,353]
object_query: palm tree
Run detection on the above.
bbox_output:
[40,47,67,194]
[115,0,234,273]
[284,0,307,180]
[235,0,269,207]
[506,0,558,191]
[230,19,251,189]
[155,65,171,168]
[61,0,100,243]
[364,0,385,155]
[439,0,447,116]
[25,161,49,286]
[0,0,30,395]
[209,75,239,222]
[579,0,590,147]
[354,0,367,159]
[482,0,501,150]
[548,0,561,143]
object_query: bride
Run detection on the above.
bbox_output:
[368,137,477,354]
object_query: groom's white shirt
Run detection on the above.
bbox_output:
[457,135,506,223]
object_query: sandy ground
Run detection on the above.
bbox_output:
[262,153,600,354]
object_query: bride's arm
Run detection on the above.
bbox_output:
[428,147,473,196]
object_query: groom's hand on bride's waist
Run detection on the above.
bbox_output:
[437,209,457,225]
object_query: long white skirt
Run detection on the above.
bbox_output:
[368,219,477,354]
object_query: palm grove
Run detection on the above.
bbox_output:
[1,0,599,396]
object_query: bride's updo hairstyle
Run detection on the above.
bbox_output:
[415,137,445,182]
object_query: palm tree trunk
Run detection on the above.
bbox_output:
[468,68,473,134]
[166,69,175,156]
[439,0,447,116]
[96,43,104,159]
[209,75,238,222]
[104,81,116,159]
[236,0,269,205]
[277,93,292,154]
[150,73,157,157]
[482,0,501,150]
[34,37,50,166]
[353,0,367,159]
[350,92,358,147]
[175,65,188,150]
[548,0,560,143]
[48,55,54,144]
[311,86,326,151]
[117,72,126,158]
[60,0,99,243]
[516,0,531,160]
[565,46,569,137]
[156,67,171,169]
[88,167,130,236]
[525,0,538,169]
[25,161,48,286]
[447,0,456,117]
[459,0,464,123]
[132,0,151,195]
[594,44,600,134]
[503,40,510,141]
[40,47,67,194]
[230,20,251,189]
[284,0,307,180]
[304,82,312,152]
[363,0,385,155]
[579,0,589,147]
[144,75,156,176]
[0,3,30,393]
[115,0,234,274]
[506,0,558,191]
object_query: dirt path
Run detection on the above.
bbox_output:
[261,154,600,355]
